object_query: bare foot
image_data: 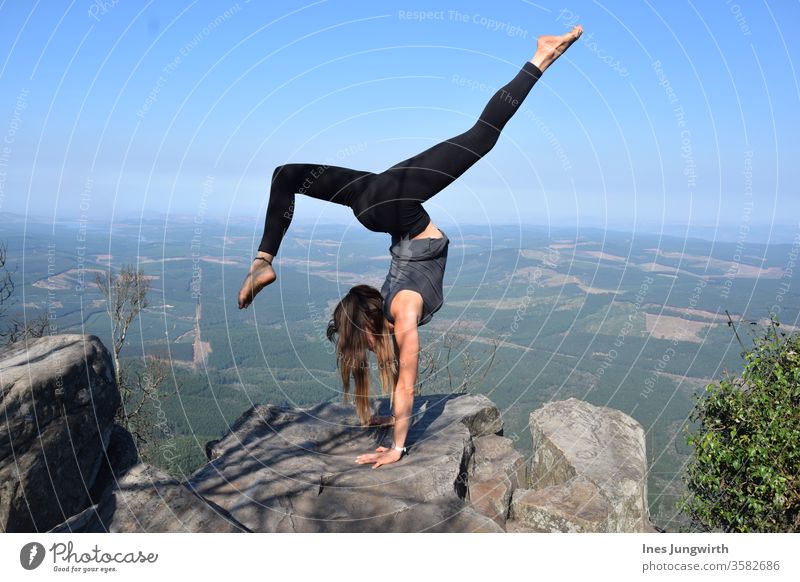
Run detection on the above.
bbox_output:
[238,256,276,309]
[531,24,583,72]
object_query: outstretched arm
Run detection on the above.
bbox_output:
[355,291,422,468]
[387,302,421,451]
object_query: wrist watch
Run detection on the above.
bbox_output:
[391,442,408,458]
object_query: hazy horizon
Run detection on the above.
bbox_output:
[4,210,798,246]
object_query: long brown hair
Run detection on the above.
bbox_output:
[326,284,398,426]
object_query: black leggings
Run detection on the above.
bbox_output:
[258,60,543,256]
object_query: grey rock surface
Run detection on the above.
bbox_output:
[509,398,651,532]
[186,394,506,532]
[49,463,248,533]
[0,335,119,532]
[466,434,527,528]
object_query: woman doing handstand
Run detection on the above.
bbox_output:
[238,25,583,468]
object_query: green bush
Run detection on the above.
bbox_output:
[679,315,800,532]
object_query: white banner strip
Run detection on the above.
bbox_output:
[2,533,798,581]
[0,533,800,582]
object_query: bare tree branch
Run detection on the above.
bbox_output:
[0,242,16,321]
[94,264,151,387]
[93,264,174,452]
[1,242,52,344]
[418,323,500,396]
[2,311,50,343]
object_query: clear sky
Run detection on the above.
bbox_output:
[0,0,798,236]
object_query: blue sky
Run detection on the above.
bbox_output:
[0,0,798,236]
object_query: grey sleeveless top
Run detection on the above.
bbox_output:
[380,230,450,327]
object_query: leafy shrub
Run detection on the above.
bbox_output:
[680,315,800,532]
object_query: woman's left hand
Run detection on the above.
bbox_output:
[355,445,403,469]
